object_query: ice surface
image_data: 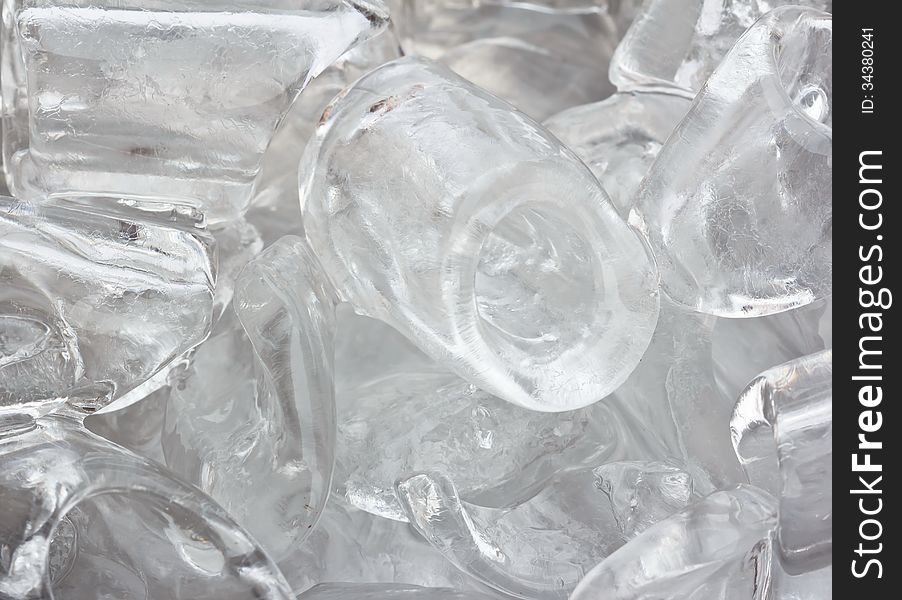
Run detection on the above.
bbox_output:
[301,56,659,411]
[772,560,832,600]
[85,383,170,464]
[336,368,649,520]
[333,305,441,394]
[160,236,337,589]
[391,0,622,119]
[1,0,389,220]
[289,500,488,593]
[0,413,293,599]
[570,486,777,600]
[0,1,834,595]
[712,298,832,406]
[544,91,690,215]
[397,469,626,599]
[209,219,263,320]
[613,299,746,490]
[730,349,832,574]
[630,7,832,317]
[762,0,833,11]
[594,460,697,537]
[299,583,498,599]
[0,195,214,410]
[611,0,765,96]
[249,30,402,245]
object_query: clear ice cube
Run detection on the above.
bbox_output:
[0,195,214,410]
[611,0,765,96]
[1,0,390,220]
[337,368,642,520]
[290,500,485,593]
[391,0,621,119]
[593,460,697,537]
[397,469,627,599]
[712,299,832,406]
[570,486,777,600]
[209,219,263,320]
[0,412,294,599]
[301,56,659,411]
[160,236,338,588]
[629,6,832,317]
[730,349,832,574]
[249,30,402,245]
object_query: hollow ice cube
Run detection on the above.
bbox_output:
[301,56,659,411]
[630,7,832,317]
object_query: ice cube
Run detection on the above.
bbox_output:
[570,486,777,600]
[730,349,832,573]
[629,7,832,317]
[1,0,390,220]
[0,412,294,599]
[301,56,659,411]
[0,194,214,411]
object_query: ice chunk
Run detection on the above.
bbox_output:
[615,299,745,489]
[630,7,832,317]
[301,56,659,411]
[397,466,681,598]
[712,299,832,405]
[0,195,214,410]
[1,0,390,220]
[209,220,263,320]
[85,382,171,465]
[157,236,337,589]
[611,0,765,96]
[0,413,294,599]
[570,486,777,600]
[761,0,832,12]
[758,529,832,600]
[773,563,832,600]
[397,470,614,599]
[334,305,442,394]
[337,369,644,520]
[290,500,483,593]
[544,91,690,215]
[594,460,697,537]
[249,30,403,245]
[730,349,832,573]
[391,0,620,119]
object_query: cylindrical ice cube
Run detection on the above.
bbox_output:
[630,7,832,317]
[301,57,659,411]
